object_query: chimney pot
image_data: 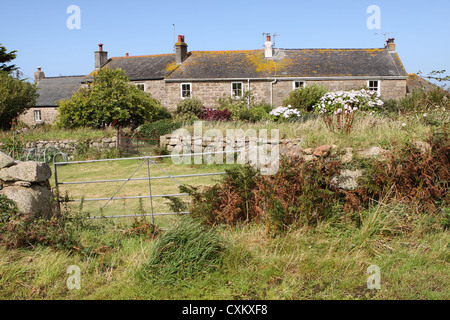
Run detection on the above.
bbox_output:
[386,38,396,52]
[125,53,129,57]
[98,43,103,51]
[264,35,273,58]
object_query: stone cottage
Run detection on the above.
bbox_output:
[20,35,412,126]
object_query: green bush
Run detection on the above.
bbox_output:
[135,119,183,145]
[153,105,173,121]
[380,98,399,114]
[217,91,271,121]
[282,83,328,112]
[138,216,228,284]
[173,97,203,122]
[239,103,272,122]
[398,87,450,113]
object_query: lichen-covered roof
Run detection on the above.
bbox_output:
[101,54,177,81]
[166,48,407,80]
[406,73,439,93]
[35,76,86,107]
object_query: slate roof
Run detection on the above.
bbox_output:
[101,54,177,81]
[406,73,439,93]
[35,76,86,107]
[166,48,407,80]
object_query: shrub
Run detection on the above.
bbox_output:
[399,87,449,113]
[380,98,400,115]
[216,91,271,121]
[282,83,328,113]
[138,216,228,284]
[0,196,80,251]
[173,97,203,122]
[135,119,183,145]
[269,105,301,122]
[355,130,449,214]
[181,157,345,235]
[238,103,272,122]
[199,107,232,121]
[314,89,384,133]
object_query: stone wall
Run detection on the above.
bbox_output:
[18,107,59,127]
[0,151,54,217]
[24,136,117,154]
[141,78,407,111]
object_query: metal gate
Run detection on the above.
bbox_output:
[53,151,236,222]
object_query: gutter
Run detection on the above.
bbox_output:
[164,75,408,82]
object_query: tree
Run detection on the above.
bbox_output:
[0,71,38,130]
[56,68,163,129]
[0,44,17,73]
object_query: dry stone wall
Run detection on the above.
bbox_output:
[23,136,117,154]
[0,151,54,218]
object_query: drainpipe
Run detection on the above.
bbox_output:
[270,78,277,107]
[247,79,250,107]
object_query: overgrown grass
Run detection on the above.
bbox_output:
[0,203,448,299]
[0,125,116,143]
[0,108,449,300]
[181,111,448,150]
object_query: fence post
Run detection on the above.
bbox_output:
[53,159,61,217]
[146,157,155,224]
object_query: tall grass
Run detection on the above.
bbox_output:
[136,216,229,285]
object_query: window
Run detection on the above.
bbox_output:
[34,110,42,122]
[368,80,380,92]
[181,83,191,98]
[135,83,146,91]
[293,81,305,89]
[231,82,243,98]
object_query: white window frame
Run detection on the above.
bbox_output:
[367,80,380,93]
[293,81,305,90]
[181,83,192,99]
[231,82,244,98]
[34,110,42,122]
[135,83,147,91]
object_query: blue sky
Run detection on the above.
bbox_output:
[1,0,449,83]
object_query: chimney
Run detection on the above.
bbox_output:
[175,35,188,64]
[34,66,45,83]
[386,38,396,52]
[94,43,108,70]
[264,35,273,58]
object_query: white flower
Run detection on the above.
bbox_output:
[402,123,406,127]
[423,113,427,117]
